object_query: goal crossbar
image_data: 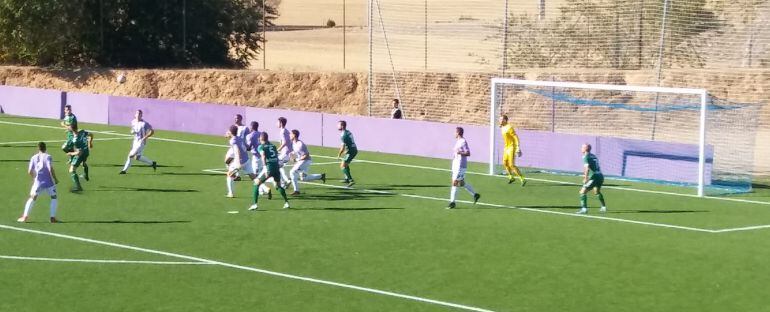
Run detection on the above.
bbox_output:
[489,78,709,197]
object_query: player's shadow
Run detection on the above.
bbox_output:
[89,164,183,168]
[608,209,708,214]
[62,220,191,224]
[95,186,199,193]
[161,172,222,177]
[367,184,445,191]
[296,190,394,201]
[291,207,404,211]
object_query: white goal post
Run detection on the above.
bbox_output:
[489,78,709,197]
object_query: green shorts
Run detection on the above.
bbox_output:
[71,151,89,168]
[583,173,604,190]
[259,164,281,184]
[342,150,358,164]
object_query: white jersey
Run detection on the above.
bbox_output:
[292,140,311,161]
[277,128,293,154]
[452,138,470,170]
[131,119,152,141]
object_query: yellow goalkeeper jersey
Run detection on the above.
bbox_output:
[501,124,519,152]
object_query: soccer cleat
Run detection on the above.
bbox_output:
[50,217,59,223]
[599,206,607,213]
[473,193,481,204]
[321,173,326,184]
[521,180,527,187]
[290,191,301,196]
[71,186,83,193]
[16,216,27,223]
[234,176,242,182]
[152,161,157,172]
[508,178,515,184]
[226,193,234,198]
[341,179,350,184]
[119,171,126,175]
[267,189,273,200]
[283,202,291,209]
[576,208,588,214]
[248,204,259,211]
[446,202,456,209]
[83,173,90,181]
[347,180,356,188]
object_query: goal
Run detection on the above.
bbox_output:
[489,78,758,197]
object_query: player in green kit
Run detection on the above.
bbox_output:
[65,124,93,192]
[249,132,290,211]
[336,120,357,188]
[60,105,78,161]
[577,143,607,214]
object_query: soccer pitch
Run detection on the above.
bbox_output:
[2,115,770,312]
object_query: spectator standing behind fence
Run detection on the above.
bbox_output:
[391,99,403,119]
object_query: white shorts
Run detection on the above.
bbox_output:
[291,159,312,175]
[225,149,235,160]
[250,156,263,175]
[451,167,466,181]
[278,151,292,166]
[129,139,146,157]
[228,160,254,176]
[30,182,57,197]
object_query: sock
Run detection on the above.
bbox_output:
[513,166,525,181]
[252,184,259,204]
[226,176,234,195]
[138,156,153,165]
[71,172,81,188]
[597,193,606,207]
[50,198,58,217]
[464,183,476,196]
[342,167,352,180]
[122,157,132,171]
[277,186,288,202]
[580,194,587,208]
[450,186,458,202]
[23,198,35,217]
[290,169,300,192]
[83,163,90,179]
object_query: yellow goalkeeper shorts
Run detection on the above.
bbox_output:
[502,147,516,167]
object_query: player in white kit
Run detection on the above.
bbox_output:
[245,121,275,198]
[447,127,481,209]
[288,129,326,195]
[224,114,250,180]
[18,142,60,223]
[275,117,292,187]
[226,125,256,198]
[120,110,157,174]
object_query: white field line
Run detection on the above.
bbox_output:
[5,119,770,233]
[0,137,128,145]
[301,182,718,233]
[0,224,495,312]
[312,161,341,166]
[711,224,770,233]
[0,255,211,265]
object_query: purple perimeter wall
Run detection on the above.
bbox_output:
[2,87,712,184]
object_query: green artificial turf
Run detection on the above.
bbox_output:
[1,115,770,312]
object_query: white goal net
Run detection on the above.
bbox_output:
[490,79,760,196]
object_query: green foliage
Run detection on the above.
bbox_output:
[0,0,277,67]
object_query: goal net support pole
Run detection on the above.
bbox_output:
[489,78,709,197]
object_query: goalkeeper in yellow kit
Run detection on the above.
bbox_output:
[500,115,526,185]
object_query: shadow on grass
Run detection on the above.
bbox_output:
[161,172,221,177]
[95,186,199,193]
[0,159,30,162]
[62,220,191,224]
[89,164,183,168]
[293,191,393,201]
[367,184,445,191]
[290,207,404,211]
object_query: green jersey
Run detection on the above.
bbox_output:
[63,114,78,130]
[72,130,90,153]
[341,130,357,152]
[583,153,602,176]
[257,143,280,166]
